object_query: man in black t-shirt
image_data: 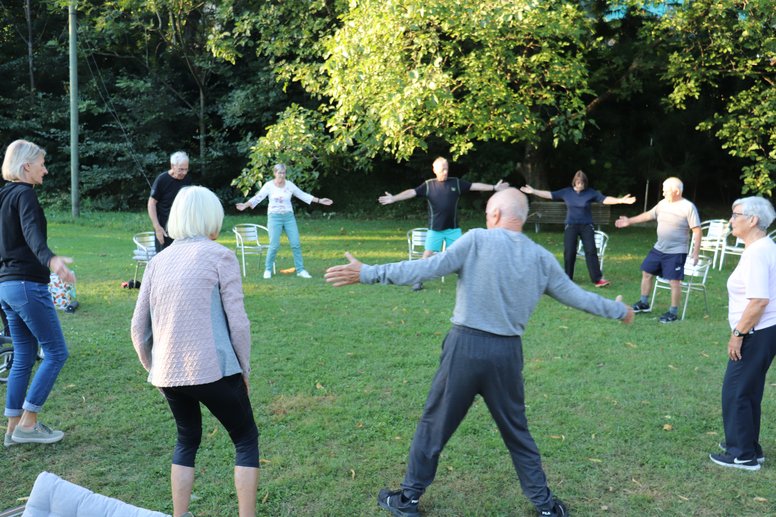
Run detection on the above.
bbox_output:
[147,151,191,252]
[379,157,509,290]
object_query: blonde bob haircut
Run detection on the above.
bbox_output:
[167,186,224,240]
[2,139,45,182]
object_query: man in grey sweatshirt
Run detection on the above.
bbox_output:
[325,188,634,517]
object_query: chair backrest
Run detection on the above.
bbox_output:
[133,232,157,261]
[683,255,711,284]
[576,230,608,258]
[408,228,428,260]
[700,219,729,244]
[233,224,269,249]
[769,229,776,242]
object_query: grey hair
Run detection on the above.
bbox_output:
[732,196,776,231]
[273,163,287,174]
[170,151,189,166]
[663,177,683,193]
[2,140,46,182]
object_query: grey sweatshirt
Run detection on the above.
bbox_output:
[360,228,627,336]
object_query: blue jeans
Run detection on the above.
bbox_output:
[267,212,305,272]
[0,281,69,417]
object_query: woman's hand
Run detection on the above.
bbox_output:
[50,255,76,284]
[728,335,743,361]
[317,198,334,206]
[519,185,534,195]
[378,192,395,205]
[620,194,636,205]
[235,202,250,211]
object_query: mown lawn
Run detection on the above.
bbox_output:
[1,210,774,516]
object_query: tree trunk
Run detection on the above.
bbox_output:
[24,0,35,98]
[521,143,549,189]
[199,86,205,167]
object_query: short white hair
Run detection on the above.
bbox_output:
[167,186,224,240]
[733,196,776,231]
[663,177,683,193]
[170,151,189,166]
[2,140,45,182]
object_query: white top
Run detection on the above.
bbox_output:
[727,236,776,331]
[247,180,314,214]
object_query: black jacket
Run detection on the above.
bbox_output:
[0,182,54,284]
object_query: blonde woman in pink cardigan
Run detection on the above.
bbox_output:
[131,186,258,517]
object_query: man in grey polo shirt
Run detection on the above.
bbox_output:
[615,176,701,323]
[325,188,633,517]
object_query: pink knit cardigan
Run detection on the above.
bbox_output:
[131,237,251,387]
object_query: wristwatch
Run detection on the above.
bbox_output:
[733,328,745,337]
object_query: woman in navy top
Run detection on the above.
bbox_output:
[521,170,635,287]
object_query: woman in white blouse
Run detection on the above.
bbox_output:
[709,196,776,471]
[236,164,333,279]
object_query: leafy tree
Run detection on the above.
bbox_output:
[650,0,776,195]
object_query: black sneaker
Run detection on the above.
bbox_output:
[719,442,765,464]
[632,301,651,313]
[709,453,761,471]
[377,489,420,517]
[411,282,424,292]
[658,311,678,324]
[537,497,568,517]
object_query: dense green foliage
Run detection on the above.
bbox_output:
[0,1,773,209]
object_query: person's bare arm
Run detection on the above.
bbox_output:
[379,189,417,205]
[147,197,165,243]
[520,185,553,200]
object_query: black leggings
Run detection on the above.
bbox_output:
[160,374,260,468]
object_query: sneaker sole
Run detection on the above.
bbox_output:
[709,454,760,471]
[11,433,64,444]
[377,500,419,517]
[633,309,651,313]
[659,319,678,324]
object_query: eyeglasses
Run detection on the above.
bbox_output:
[730,212,749,220]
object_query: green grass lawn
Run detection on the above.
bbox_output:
[2,211,775,516]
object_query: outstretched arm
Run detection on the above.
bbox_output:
[325,252,363,286]
[379,189,417,205]
[311,196,334,206]
[603,194,636,205]
[615,211,653,228]
[470,180,510,192]
[519,185,553,200]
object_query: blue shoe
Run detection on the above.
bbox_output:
[658,311,678,324]
[537,497,568,517]
[709,453,760,471]
[719,442,764,464]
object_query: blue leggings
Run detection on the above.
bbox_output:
[160,374,259,468]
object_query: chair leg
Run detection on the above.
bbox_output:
[240,250,247,277]
[133,263,140,284]
[681,284,691,320]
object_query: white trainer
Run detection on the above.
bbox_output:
[297,270,312,279]
[263,270,272,279]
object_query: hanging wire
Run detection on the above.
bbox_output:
[79,35,154,188]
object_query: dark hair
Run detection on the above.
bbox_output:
[572,170,588,189]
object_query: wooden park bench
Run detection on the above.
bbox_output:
[527,201,611,232]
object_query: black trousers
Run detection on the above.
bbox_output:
[563,223,602,282]
[401,325,553,509]
[721,324,776,459]
[160,373,260,468]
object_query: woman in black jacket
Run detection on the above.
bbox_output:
[1,139,75,447]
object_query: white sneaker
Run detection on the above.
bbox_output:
[263,270,272,279]
[297,270,312,279]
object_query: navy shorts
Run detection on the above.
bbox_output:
[640,248,686,281]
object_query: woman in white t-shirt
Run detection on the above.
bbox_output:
[236,164,333,279]
[710,196,776,471]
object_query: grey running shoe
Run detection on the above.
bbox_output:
[658,311,678,324]
[4,433,17,447]
[11,423,64,444]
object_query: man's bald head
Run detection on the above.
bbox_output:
[486,188,528,230]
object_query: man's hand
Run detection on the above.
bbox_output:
[728,335,743,361]
[378,192,395,205]
[615,216,630,229]
[154,226,166,245]
[616,295,634,324]
[325,252,363,287]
